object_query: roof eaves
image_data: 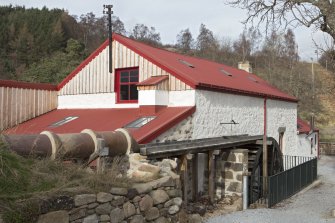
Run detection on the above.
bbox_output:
[196,83,298,103]
[0,80,57,91]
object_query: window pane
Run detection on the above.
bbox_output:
[130,70,138,76]
[120,77,129,83]
[121,71,129,77]
[130,70,139,82]
[120,85,129,100]
[130,76,138,82]
[129,84,138,100]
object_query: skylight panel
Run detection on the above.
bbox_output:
[220,68,232,77]
[125,116,156,128]
[178,59,195,68]
[50,116,78,127]
[248,76,259,83]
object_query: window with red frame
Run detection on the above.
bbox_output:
[115,68,139,103]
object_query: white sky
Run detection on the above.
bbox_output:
[0,0,329,61]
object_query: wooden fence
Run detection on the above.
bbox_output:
[0,80,58,131]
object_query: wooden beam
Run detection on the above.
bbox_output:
[192,153,198,201]
[208,150,215,204]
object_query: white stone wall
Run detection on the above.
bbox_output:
[297,132,318,157]
[151,116,194,143]
[192,90,298,155]
[168,90,195,107]
[266,99,297,155]
[192,90,264,138]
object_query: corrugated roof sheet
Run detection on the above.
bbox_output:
[58,34,297,102]
[4,107,195,144]
[297,118,318,134]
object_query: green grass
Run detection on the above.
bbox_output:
[0,136,131,222]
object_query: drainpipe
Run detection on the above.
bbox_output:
[263,98,268,194]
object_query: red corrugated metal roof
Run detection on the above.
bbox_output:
[5,106,195,144]
[0,79,57,90]
[297,118,318,134]
[137,75,169,86]
[57,34,297,102]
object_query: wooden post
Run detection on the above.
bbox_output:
[181,154,188,205]
[263,98,268,195]
[192,153,199,201]
[208,150,215,204]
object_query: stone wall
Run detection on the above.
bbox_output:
[192,90,298,156]
[216,149,248,199]
[37,176,183,223]
[320,142,335,155]
[152,116,193,143]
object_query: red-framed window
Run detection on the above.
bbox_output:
[115,67,139,103]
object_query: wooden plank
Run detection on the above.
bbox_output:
[192,153,199,201]
[181,155,188,205]
[208,150,215,204]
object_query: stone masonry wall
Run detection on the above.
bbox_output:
[37,176,182,223]
[152,116,193,143]
[216,149,248,199]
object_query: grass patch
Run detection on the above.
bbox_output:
[0,136,132,222]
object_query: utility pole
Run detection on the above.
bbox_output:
[311,58,315,113]
[103,4,113,73]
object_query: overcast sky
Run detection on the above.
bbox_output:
[1,0,328,61]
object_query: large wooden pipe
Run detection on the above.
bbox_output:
[1,128,139,160]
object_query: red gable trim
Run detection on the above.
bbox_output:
[0,80,57,91]
[57,40,109,90]
[137,106,196,144]
[137,75,169,86]
[113,35,197,89]
[197,83,298,102]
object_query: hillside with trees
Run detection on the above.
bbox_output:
[1,5,334,140]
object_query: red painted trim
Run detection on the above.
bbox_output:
[137,75,169,86]
[197,83,298,103]
[57,40,109,90]
[0,79,57,90]
[137,106,196,144]
[113,34,197,89]
[115,67,139,104]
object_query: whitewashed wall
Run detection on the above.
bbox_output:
[266,99,297,155]
[191,90,298,155]
[297,132,318,157]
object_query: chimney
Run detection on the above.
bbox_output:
[238,61,252,73]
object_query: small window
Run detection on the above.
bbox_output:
[116,68,139,103]
[125,116,156,128]
[50,116,78,127]
[220,68,232,77]
[178,59,194,68]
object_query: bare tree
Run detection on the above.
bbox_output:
[176,28,194,53]
[227,0,335,41]
[130,24,161,47]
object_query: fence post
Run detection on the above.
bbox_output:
[243,175,248,210]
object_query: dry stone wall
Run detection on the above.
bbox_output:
[37,176,182,223]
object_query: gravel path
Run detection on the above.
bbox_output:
[206,155,335,223]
